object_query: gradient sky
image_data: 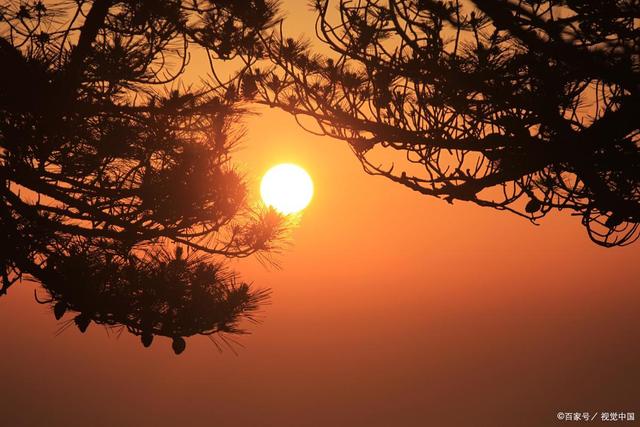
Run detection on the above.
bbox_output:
[1,2,639,426]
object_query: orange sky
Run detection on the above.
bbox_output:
[1,2,639,426]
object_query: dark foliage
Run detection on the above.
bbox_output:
[256,0,639,246]
[0,0,283,353]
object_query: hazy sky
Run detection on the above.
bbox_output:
[1,2,639,426]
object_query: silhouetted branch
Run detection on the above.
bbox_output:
[257,0,640,246]
[1,0,283,353]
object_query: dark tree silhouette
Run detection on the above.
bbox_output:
[0,0,283,353]
[255,0,640,246]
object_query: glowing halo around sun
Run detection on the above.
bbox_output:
[260,163,314,214]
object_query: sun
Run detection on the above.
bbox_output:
[260,163,314,214]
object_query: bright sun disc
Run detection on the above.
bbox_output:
[261,163,313,214]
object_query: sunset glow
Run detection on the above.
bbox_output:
[2,0,638,425]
